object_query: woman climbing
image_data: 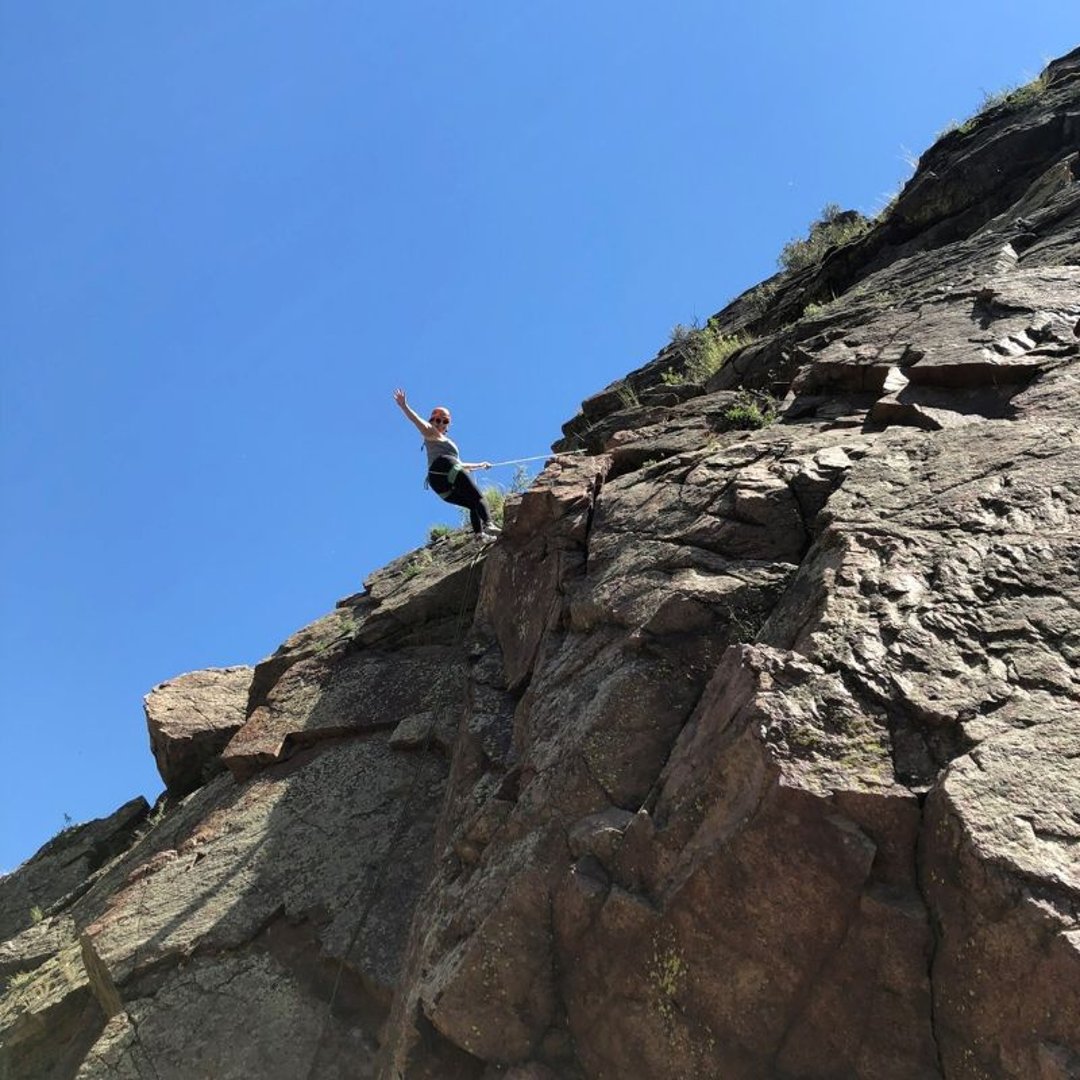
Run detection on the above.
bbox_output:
[393,389,500,541]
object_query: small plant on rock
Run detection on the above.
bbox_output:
[508,464,532,495]
[464,465,532,531]
[744,279,779,316]
[801,293,838,319]
[694,328,751,382]
[4,970,35,993]
[944,71,1051,137]
[720,392,777,430]
[428,523,454,543]
[779,203,871,273]
[977,72,1051,116]
[402,548,434,579]
[615,381,640,409]
[482,485,508,527]
[670,318,754,384]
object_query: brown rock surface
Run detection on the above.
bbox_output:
[144,665,253,795]
[222,533,483,779]
[554,643,938,1079]
[3,46,1080,1080]
[922,719,1080,1079]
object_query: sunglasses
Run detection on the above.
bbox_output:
[431,417,450,425]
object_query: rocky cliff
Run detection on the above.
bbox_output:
[3,48,1078,1080]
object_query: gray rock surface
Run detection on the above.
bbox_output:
[0,798,147,944]
[75,942,372,1080]
[0,935,105,1080]
[0,913,75,982]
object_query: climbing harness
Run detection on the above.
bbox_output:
[304,545,487,1080]
[426,450,587,494]
[425,459,464,497]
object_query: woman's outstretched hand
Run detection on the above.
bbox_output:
[393,388,407,408]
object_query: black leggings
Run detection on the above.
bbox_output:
[428,460,491,533]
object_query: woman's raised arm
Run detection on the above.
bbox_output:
[394,388,436,438]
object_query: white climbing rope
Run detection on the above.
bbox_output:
[484,449,588,468]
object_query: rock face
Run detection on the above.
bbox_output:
[3,47,1079,1080]
[0,798,148,944]
[144,666,254,795]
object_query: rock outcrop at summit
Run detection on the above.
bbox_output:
[145,666,254,796]
[2,46,1079,1080]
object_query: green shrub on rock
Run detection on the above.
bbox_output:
[720,392,777,430]
[779,203,871,273]
[669,319,753,384]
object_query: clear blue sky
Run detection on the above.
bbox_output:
[1,2,1074,872]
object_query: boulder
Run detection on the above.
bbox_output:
[222,645,465,779]
[144,665,253,795]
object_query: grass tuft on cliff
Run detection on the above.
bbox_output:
[779,203,872,273]
[668,320,753,383]
[940,70,1051,137]
[720,392,777,430]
